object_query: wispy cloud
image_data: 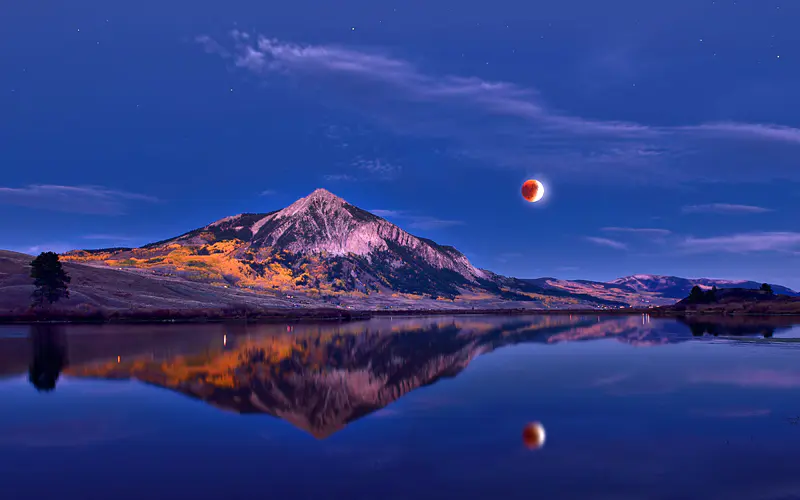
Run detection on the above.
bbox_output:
[82,234,138,242]
[0,185,158,215]
[259,189,277,196]
[589,373,631,387]
[320,158,402,183]
[680,122,800,145]
[371,209,402,218]
[601,227,672,236]
[198,32,800,183]
[680,232,800,254]
[690,408,772,418]
[585,236,628,250]
[216,32,653,137]
[351,157,402,179]
[682,203,773,214]
[323,174,356,182]
[408,217,464,230]
[370,209,463,230]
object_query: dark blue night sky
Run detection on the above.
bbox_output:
[2,0,799,287]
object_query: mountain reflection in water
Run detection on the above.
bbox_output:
[7,314,797,439]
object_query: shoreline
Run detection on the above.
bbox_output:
[2,305,798,325]
[0,306,653,325]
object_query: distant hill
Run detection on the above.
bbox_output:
[656,286,800,316]
[608,274,799,299]
[509,275,798,309]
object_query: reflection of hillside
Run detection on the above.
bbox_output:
[30,314,795,438]
[676,316,797,338]
[545,315,696,346]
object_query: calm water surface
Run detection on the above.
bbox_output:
[1,315,800,500]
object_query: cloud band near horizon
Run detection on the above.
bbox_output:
[0,185,158,215]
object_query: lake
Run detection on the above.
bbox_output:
[2,314,800,500]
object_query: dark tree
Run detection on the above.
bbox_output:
[28,324,68,392]
[705,285,718,302]
[760,283,774,295]
[30,252,71,308]
[688,285,705,303]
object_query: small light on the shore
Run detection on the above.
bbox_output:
[117,356,121,363]
[223,334,227,346]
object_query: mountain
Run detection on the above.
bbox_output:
[609,274,799,299]
[62,188,626,310]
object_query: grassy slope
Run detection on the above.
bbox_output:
[1,250,556,320]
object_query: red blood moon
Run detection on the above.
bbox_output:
[521,179,544,203]
[522,422,546,450]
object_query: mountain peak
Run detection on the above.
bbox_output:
[307,188,339,200]
[276,188,348,220]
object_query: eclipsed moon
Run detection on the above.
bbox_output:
[522,422,546,450]
[521,179,545,203]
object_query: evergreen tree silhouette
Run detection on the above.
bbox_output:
[688,285,705,303]
[30,252,71,308]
